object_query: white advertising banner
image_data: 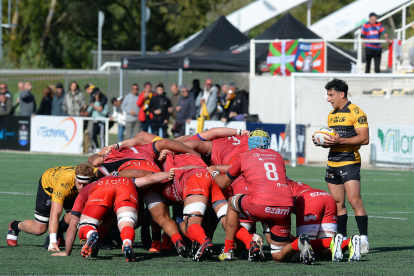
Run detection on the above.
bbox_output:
[371,125,414,167]
[31,115,84,154]
[185,120,246,136]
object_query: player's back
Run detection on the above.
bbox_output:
[211,135,248,165]
[287,179,313,198]
[105,143,156,163]
[239,149,293,207]
[41,166,76,194]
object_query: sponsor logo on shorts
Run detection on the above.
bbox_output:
[310,191,330,197]
[265,207,290,215]
[46,199,51,207]
[339,170,348,178]
[280,229,291,233]
[304,215,317,222]
[130,194,138,202]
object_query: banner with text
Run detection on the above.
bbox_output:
[0,116,30,151]
[31,115,84,154]
[371,125,414,167]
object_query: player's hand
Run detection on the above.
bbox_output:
[324,130,341,146]
[159,149,172,161]
[48,242,60,252]
[207,166,218,176]
[51,252,67,256]
[168,168,176,180]
[311,134,320,147]
[93,156,105,167]
[241,130,250,136]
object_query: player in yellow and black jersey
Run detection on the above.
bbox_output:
[312,78,371,254]
[7,163,95,252]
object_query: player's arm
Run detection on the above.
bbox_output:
[183,140,212,156]
[325,127,369,146]
[52,214,79,256]
[154,139,201,158]
[174,135,192,142]
[116,137,149,149]
[133,131,158,143]
[88,154,105,167]
[208,165,234,189]
[117,169,153,178]
[132,172,171,189]
[197,128,250,141]
[214,165,230,173]
[48,201,64,251]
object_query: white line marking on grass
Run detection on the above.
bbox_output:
[364,172,412,176]
[348,214,407,220]
[372,179,406,181]
[0,191,35,195]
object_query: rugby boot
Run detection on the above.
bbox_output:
[218,247,234,261]
[81,231,99,258]
[174,239,189,258]
[298,234,316,265]
[193,238,213,262]
[122,241,136,262]
[6,221,18,247]
[161,233,174,250]
[330,234,343,262]
[348,235,361,261]
[149,240,162,252]
[248,241,261,262]
[361,242,371,254]
[252,233,265,261]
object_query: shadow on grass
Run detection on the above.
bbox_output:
[370,246,414,253]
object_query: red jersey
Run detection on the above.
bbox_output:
[210,135,249,165]
[185,134,205,141]
[286,179,313,198]
[227,148,294,207]
[99,143,158,175]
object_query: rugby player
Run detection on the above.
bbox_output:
[7,163,95,251]
[312,79,370,253]
[208,130,315,264]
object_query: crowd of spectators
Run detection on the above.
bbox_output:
[0,78,249,151]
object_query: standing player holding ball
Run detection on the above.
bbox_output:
[312,79,370,254]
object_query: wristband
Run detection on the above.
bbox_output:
[116,142,122,150]
[237,129,242,135]
[50,233,57,244]
[212,171,220,178]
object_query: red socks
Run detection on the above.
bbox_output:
[342,239,350,250]
[235,226,253,249]
[170,233,182,245]
[187,224,208,244]
[310,238,333,253]
[120,226,135,245]
[78,225,95,240]
[291,239,299,251]
[224,238,235,252]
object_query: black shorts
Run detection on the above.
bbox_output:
[35,178,52,224]
[325,163,361,185]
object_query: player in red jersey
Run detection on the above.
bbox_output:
[208,129,315,264]
[286,179,361,262]
[52,173,176,261]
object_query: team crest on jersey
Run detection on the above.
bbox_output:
[358,116,367,124]
[353,107,360,115]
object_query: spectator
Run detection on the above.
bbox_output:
[220,82,229,106]
[36,87,53,115]
[111,97,126,142]
[189,79,202,100]
[137,81,156,133]
[12,81,25,115]
[19,82,36,117]
[87,91,108,152]
[176,84,196,136]
[51,83,66,116]
[121,84,141,139]
[361,12,389,73]
[62,81,86,116]
[148,83,172,138]
[0,93,12,116]
[195,78,218,120]
[221,83,248,122]
[170,83,181,120]
[0,83,12,98]
[85,83,107,111]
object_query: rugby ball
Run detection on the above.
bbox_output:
[313,127,335,146]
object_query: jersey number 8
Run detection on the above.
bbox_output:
[264,162,279,181]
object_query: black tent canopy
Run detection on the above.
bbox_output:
[183,13,356,72]
[121,15,249,70]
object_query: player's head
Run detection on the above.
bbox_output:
[325,78,348,109]
[248,129,270,150]
[75,163,95,191]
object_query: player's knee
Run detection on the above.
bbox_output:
[348,197,363,209]
[33,226,47,236]
[117,211,138,227]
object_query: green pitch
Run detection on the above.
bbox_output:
[0,151,413,275]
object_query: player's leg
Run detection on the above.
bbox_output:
[326,169,347,239]
[78,207,107,258]
[116,205,138,262]
[183,194,211,261]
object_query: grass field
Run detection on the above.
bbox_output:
[1,151,413,275]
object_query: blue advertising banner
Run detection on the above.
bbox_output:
[0,116,30,151]
[246,123,306,163]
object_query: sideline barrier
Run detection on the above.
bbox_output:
[0,116,30,151]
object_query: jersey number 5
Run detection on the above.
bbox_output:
[228,136,241,145]
[264,162,278,181]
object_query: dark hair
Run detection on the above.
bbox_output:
[156,83,164,89]
[43,87,54,98]
[144,82,152,87]
[325,78,348,97]
[69,81,80,91]
[95,91,103,101]
[132,83,139,89]
[215,84,221,90]
[192,79,200,88]
[111,97,117,105]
